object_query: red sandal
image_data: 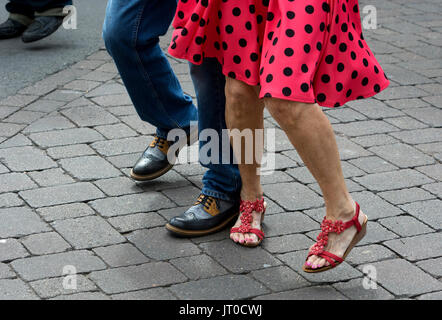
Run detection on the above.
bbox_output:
[303,201,368,273]
[230,197,266,247]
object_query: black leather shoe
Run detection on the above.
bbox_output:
[0,19,28,39]
[22,16,63,43]
[166,194,239,236]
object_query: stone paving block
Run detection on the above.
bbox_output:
[378,187,435,205]
[29,128,104,148]
[52,216,125,249]
[161,186,202,206]
[127,227,200,260]
[120,115,157,135]
[0,279,39,300]
[308,178,365,195]
[28,168,75,187]
[264,182,322,211]
[348,99,404,119]
[89,192,172,217]
[384,233,442,262]
[85,82,127,98]
[416,257,442,278]
[11,250,106,281]
[0,146,57,172]
[375,85,428,101]
[173,163,208,177]
[324,108,367,123]
[332,278,394,300]
[92,94,132,107]
[46,144,96,160]
[0,94,38,107]
[384,116,428,130]
[422,183,442,198]
[199,239,281,274]
[0,134,32,149]
[385,98,430,110]
[0,193,24,208]
[400,199,442,229]
[89,262,187,294]
[0,106,19,119]
[348,156,399,174]
[263,234,315,254]
[350,134,399,148]
[379,216,434,237]
[0,238,29,262]
[24,99,66,113]
[390,128,441,145]
[64,79,101,92]
[353,169,434,191]
[365,259,442,297]
[263,212,319,237]
[170,254,228,280]
[93,243,149,268]
[357,221,399,246]
[21,232,71,255]
[170,274,269,300]
[60,156,121,181]
[254,285,347,300]
[111,288,177,300]
[94,123,137,140]
[19,182,105,208]
[0,207,50,238]
[36,202,95,222]
[4,110,45,124]
[368,143,434,168]
[346,244,397,266]
[351,191,403,220]
[416,164,442,181]
[106,153,139,169]
[417,291,442,300]
[50,292,110,300]
[22,116,76,133]
[335,135,372,160]
[107,212,166,233]
[30,275,97,299]
[260,170,293,185]
[251,266,309,292]
[0,123,25,138]
[333,120,399,137]
[0,263,15,279]
[45,90,83,102]
[94,176,143,196]
[138,170,192,192]
[0,163,8,174]
[90,136,148,157]
[278,250,363,283]
[62,105,119,127]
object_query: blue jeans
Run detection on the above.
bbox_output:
[103,0,241,201]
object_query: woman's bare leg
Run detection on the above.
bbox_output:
[225,77,265,245]
[265,98,367,269]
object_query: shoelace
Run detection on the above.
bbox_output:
[194,194,217,211]
[149,136,168,150]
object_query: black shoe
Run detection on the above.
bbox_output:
[166,194,239,236]
[21,16,63,43]
[131,129,197,181]
[0,19,28,39]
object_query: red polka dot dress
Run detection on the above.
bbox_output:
[168,0,390,108]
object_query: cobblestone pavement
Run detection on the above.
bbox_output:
[0,0,441,300]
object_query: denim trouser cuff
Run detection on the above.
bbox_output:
[202,188,238,202]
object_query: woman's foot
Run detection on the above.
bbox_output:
[305,200,367,270]
[230,198,265,246]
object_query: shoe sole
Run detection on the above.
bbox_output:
[130,163,174,181]
[302,216,368,273]
[165,212,239,237]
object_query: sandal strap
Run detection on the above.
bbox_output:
[230,197,265,235]
[248,228,265,240]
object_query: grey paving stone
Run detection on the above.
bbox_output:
[366,259,442,297]
[333,120,399,137]
[28,168,75,187]
[350,134,399,148]
[357,221,399,246]
[20,182,105,208]
[325,108,367,123]
[346,244,397,266]
[0,263,15,279]
[332,278,394,300]
[22,116,76,133]
[45,90,83,102]
[94,123,137,140]
[385,98,430,110]
[199,239,281,274]
[416,257,442,278]
[375,85,428,101]
[90,192,172,217]
[0,238,29,262]
[52,216,125,249]
[90,136,148,157]
[50,292,110,300]
[11,250,106,281]
[46,144,96,159]
[368,143,434,168]
[0,163,8,174]
[61,106,119,127]
[0,279,39,300]
[89,262,186,294]
[92,93,132,107]
[0,123,25,138]
[0,106,19,119]
[348,99,404,119]
[278,250,363,283]
[264,182,322,211]
[162,186,202,206]
[93,243,149,267]
[64,79,101,92]
[417,291,442,300]
[94,176,143,196]
[0,207,50,238]
[260,170,294,185]
[254,285,347,300]
[384,233,442,262]
[60,156,121,181]
[127,227,200,260]
[36,202,95,222]
[378,187,435,205]
[400,199,442,229]
[390,128,441,145]
[107,212,166,233]
[353,169,434,191]
[308,178,365,195]
[0,193,24,208]
[0,94,38,107]
[351,191,403,220]
[0,134,33,149]
[106,152,139,169]
[170,274,269,300]
[384,116,429,130]
[30,275,97,299]
[0,146,57,172]
[416,164,442,181]
[120,115,157,135]
[263,212,319,237]
[335,135,373,160]
[404,106,442,127]
[263,234,315,254]
[111,288,177,300]
[251,266,309,292]
[21,232,71,255]
[24,99,66,113]
[29,128,104,148]
[422,182,442,198]
[170,254,228,280]
[379,216,434,237]
[349,156,399,173]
